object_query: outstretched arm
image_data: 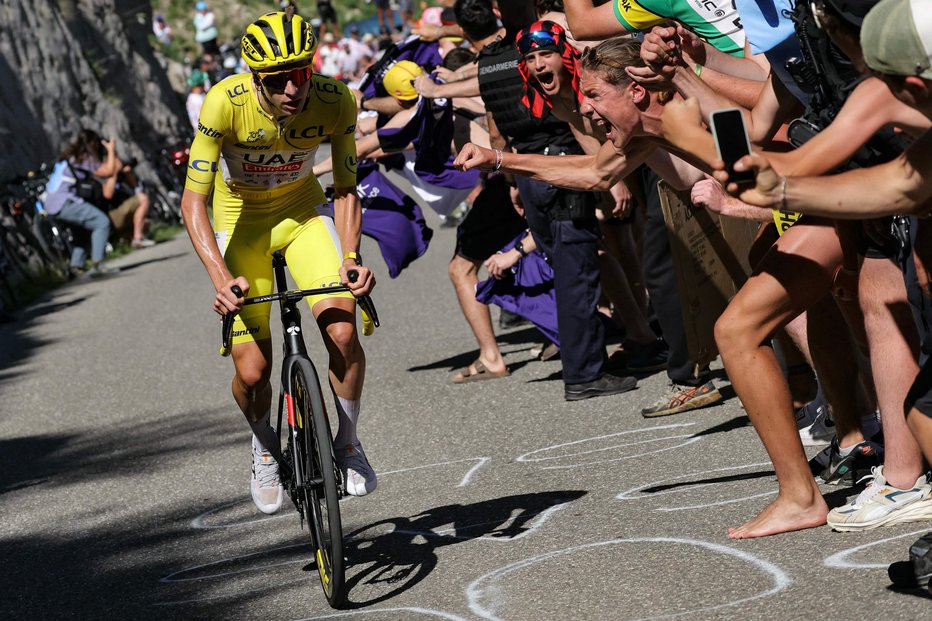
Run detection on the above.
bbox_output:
[716,130,932,218]
[564,0,632,40]
[455,139,655,192]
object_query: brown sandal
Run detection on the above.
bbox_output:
[451,360,511,384]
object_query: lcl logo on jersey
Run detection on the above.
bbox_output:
[313,79,341,104]
[189,160,219,173]
[227,83,248,99]
[287,125,326,140]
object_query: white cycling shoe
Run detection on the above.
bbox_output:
[250,435,283,514]
[334,441,377,496]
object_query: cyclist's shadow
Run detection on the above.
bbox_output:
[336,490,586,608]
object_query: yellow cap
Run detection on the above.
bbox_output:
[382,60,424,101]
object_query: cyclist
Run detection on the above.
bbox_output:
[181,11,377,515]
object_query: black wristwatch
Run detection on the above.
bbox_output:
[514,240,528,258]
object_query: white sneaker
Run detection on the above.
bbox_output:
[828,466,932,531]
[251,435,283,514]
[796,402,834,447]
[335,441,377,497]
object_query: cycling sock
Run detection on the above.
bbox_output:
[249,412,282,461]
[333,396,360,447]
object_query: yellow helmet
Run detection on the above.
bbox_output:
[382,60,424,101]
[241,12,317,72]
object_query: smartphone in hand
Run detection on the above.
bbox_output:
[710,108,756,188]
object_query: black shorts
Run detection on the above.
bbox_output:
[373,0,390,8]
[906,357,932,418]
[456,175,527,262]
[317,2,337,23]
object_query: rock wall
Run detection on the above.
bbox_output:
[0,0,188,181]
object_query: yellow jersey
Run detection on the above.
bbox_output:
[185,72,358,206]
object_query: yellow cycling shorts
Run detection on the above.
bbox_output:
[213,195,353,346]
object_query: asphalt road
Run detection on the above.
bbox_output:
[2,214,931,620]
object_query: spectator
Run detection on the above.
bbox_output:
[153,15,173,45]
[67,130,155,251]
[186,69,208,131]
[42,130,119,277]
[193,2,220,56]
[316,0,342,40]
[318,33,341,78]
[375,0,398,34]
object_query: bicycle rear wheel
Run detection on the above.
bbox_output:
[289,358,345,607]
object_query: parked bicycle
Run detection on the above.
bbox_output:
[220,250,379,608]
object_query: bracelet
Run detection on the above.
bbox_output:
[514,239,528,258]
[343,251,361,265]
[779,176,788,211]
[359,96,367,111]
[493,149,503,171]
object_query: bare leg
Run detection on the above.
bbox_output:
[805,295,867,448]
[907,406,932,466]
[716,221,845,538]
[448,253,507,375]
[776,314,817,409]
[859,257,922,488]
[231,338,281,461]
[313,298,366,447]
[132,193,150,240]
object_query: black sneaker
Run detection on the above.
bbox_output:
[810,436,883,485]
[888,532,932,588]
[565,373,637,401]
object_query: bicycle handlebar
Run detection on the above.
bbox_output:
[220,270,380,357]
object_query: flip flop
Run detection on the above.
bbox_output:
[451,360,511,384]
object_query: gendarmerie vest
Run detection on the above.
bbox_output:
[477,38,578,156]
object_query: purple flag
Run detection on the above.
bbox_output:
[475,234,560,346]
[357,161,433,278]
[359,36,444,99]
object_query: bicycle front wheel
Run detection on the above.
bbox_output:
[290,358,345,607]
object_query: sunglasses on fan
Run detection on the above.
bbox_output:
[517,30,559,55]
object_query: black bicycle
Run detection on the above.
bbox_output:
[220,250,379,608]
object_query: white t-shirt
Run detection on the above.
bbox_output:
[186,91,206,131]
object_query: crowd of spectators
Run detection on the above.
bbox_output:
[151,0,932,588]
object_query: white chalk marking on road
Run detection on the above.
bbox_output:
[295,607,471,621]
[539,436,702,470]
[516,423,695,463]
[190,498,291,530]
[459,457,491,487]
[465,538,791,621]
[823,528,930,569]
[192,457,491,529]
[615,462,775,511]
[159,543,306,583]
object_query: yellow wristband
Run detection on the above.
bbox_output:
[343,251,361,265]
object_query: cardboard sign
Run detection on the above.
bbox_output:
[657,181,759,371]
